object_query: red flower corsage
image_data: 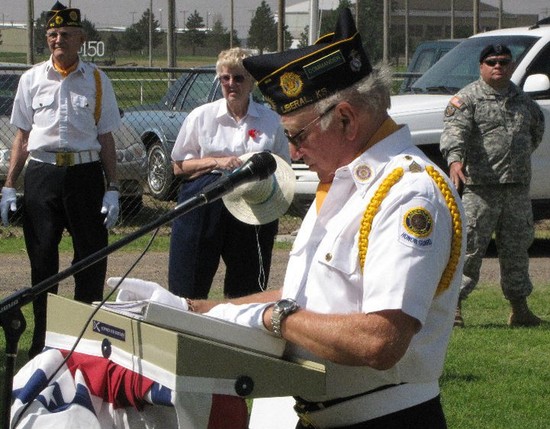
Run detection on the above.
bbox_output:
[248,128,261,141]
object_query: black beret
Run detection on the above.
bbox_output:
[243,8,372,115]
[47,1,82,29]
[479,44,511,63]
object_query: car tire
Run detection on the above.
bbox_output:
[147,140,177,201]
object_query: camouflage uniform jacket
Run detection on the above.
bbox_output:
[440,78,545,185]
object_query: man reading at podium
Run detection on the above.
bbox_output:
[12,8,465,429]
[190,8,465,429]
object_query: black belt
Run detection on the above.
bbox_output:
[294,383,405,414]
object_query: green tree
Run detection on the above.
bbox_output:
[283,25,293,50]
[208,18,241,52]
[248,1,277,54]
[82,19,100,42]
[357,0,385,62]
[33,11,48,55]
[298,26,309,48]
[182,10,206,55]
[320,0,353,35]
[121,9,162,54]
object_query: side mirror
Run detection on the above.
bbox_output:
[523,74,550,93]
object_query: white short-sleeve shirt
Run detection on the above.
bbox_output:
[283,125,465,400]
[10,58,121,152]
[171,97,290,163]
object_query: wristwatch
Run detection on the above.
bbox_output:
[271,298,300,338]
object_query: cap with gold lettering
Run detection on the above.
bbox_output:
[47,1,82,29]
[243,8,371,115]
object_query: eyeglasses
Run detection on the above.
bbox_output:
[284,104,337,148]
[46,31,81,40]
[219,74,246,84]
[483,58,512,67]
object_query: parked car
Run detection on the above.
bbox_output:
[122,67,314,216]
[399,39,462,93]
[0,68,147,216]
[390,19,550,219]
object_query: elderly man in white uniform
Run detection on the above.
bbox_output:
[98,8,465,429]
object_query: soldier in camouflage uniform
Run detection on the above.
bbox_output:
[440,44,545,327]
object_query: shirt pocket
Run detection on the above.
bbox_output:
[31,94,56,128]
[70,94,95,128]
[317,234,359,277]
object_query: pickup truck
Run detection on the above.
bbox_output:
[287,20,550,219]
[390,19,550,219]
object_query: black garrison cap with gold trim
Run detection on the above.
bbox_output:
[47,1,82,29]
[243,8,371,115]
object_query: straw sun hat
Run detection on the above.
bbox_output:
[222,152,296,225]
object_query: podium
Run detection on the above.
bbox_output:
[45,294,326,398]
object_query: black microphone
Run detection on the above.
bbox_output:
[200,151,277,202]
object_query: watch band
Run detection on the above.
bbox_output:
[271,299,299,338]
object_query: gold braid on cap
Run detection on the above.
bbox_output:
[358,165,462,296]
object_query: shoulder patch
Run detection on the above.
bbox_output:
[403,207,433,238]
[450,96,464,110]
[445,96,465,117]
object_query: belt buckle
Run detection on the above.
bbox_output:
[56,152,75,166]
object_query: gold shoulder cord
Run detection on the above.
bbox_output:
[358,165,462,296]
[93,68,102,125]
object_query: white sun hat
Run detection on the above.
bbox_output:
[222,152,296,225]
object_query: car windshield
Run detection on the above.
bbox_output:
[410,35,539,94]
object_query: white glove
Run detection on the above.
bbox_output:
[106,277,188,311]
[206,302,272,330]
[101,190,120,229]
[1,187,17,226]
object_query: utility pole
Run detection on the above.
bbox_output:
[450,0,455,39]
[473,0,479,34]
[383,0,389,63]
[404,0,409,67]
[498,0,503,29]
[230,0,234,48]
[278,0,285,52]
[27,0,34,65]
[167,0,175,67]
[149,0,153,66]
[309,0,319,45]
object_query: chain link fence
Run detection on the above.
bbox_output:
[0,65,305,241]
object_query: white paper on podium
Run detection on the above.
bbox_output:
[249,397,299,429]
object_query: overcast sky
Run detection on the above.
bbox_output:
[2,0,549,37]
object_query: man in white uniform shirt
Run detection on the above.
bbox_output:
[110,8,465,428]
[0,1,121,359]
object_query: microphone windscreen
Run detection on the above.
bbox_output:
[249,152,277,180]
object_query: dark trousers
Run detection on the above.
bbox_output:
[168,174,278,299]
[23,160,107,358]
[296,396,447,429]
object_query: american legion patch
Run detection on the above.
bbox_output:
[400,206,434,248]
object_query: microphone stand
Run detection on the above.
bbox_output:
[0,193,207,429]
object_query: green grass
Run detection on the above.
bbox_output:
[442,283,550,428]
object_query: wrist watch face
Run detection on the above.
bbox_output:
[275,299,298,313]
[272,298,299,337]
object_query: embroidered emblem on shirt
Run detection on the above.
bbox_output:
[353,163,373,183]
[403,207,433,238]
[408,160,423,173]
